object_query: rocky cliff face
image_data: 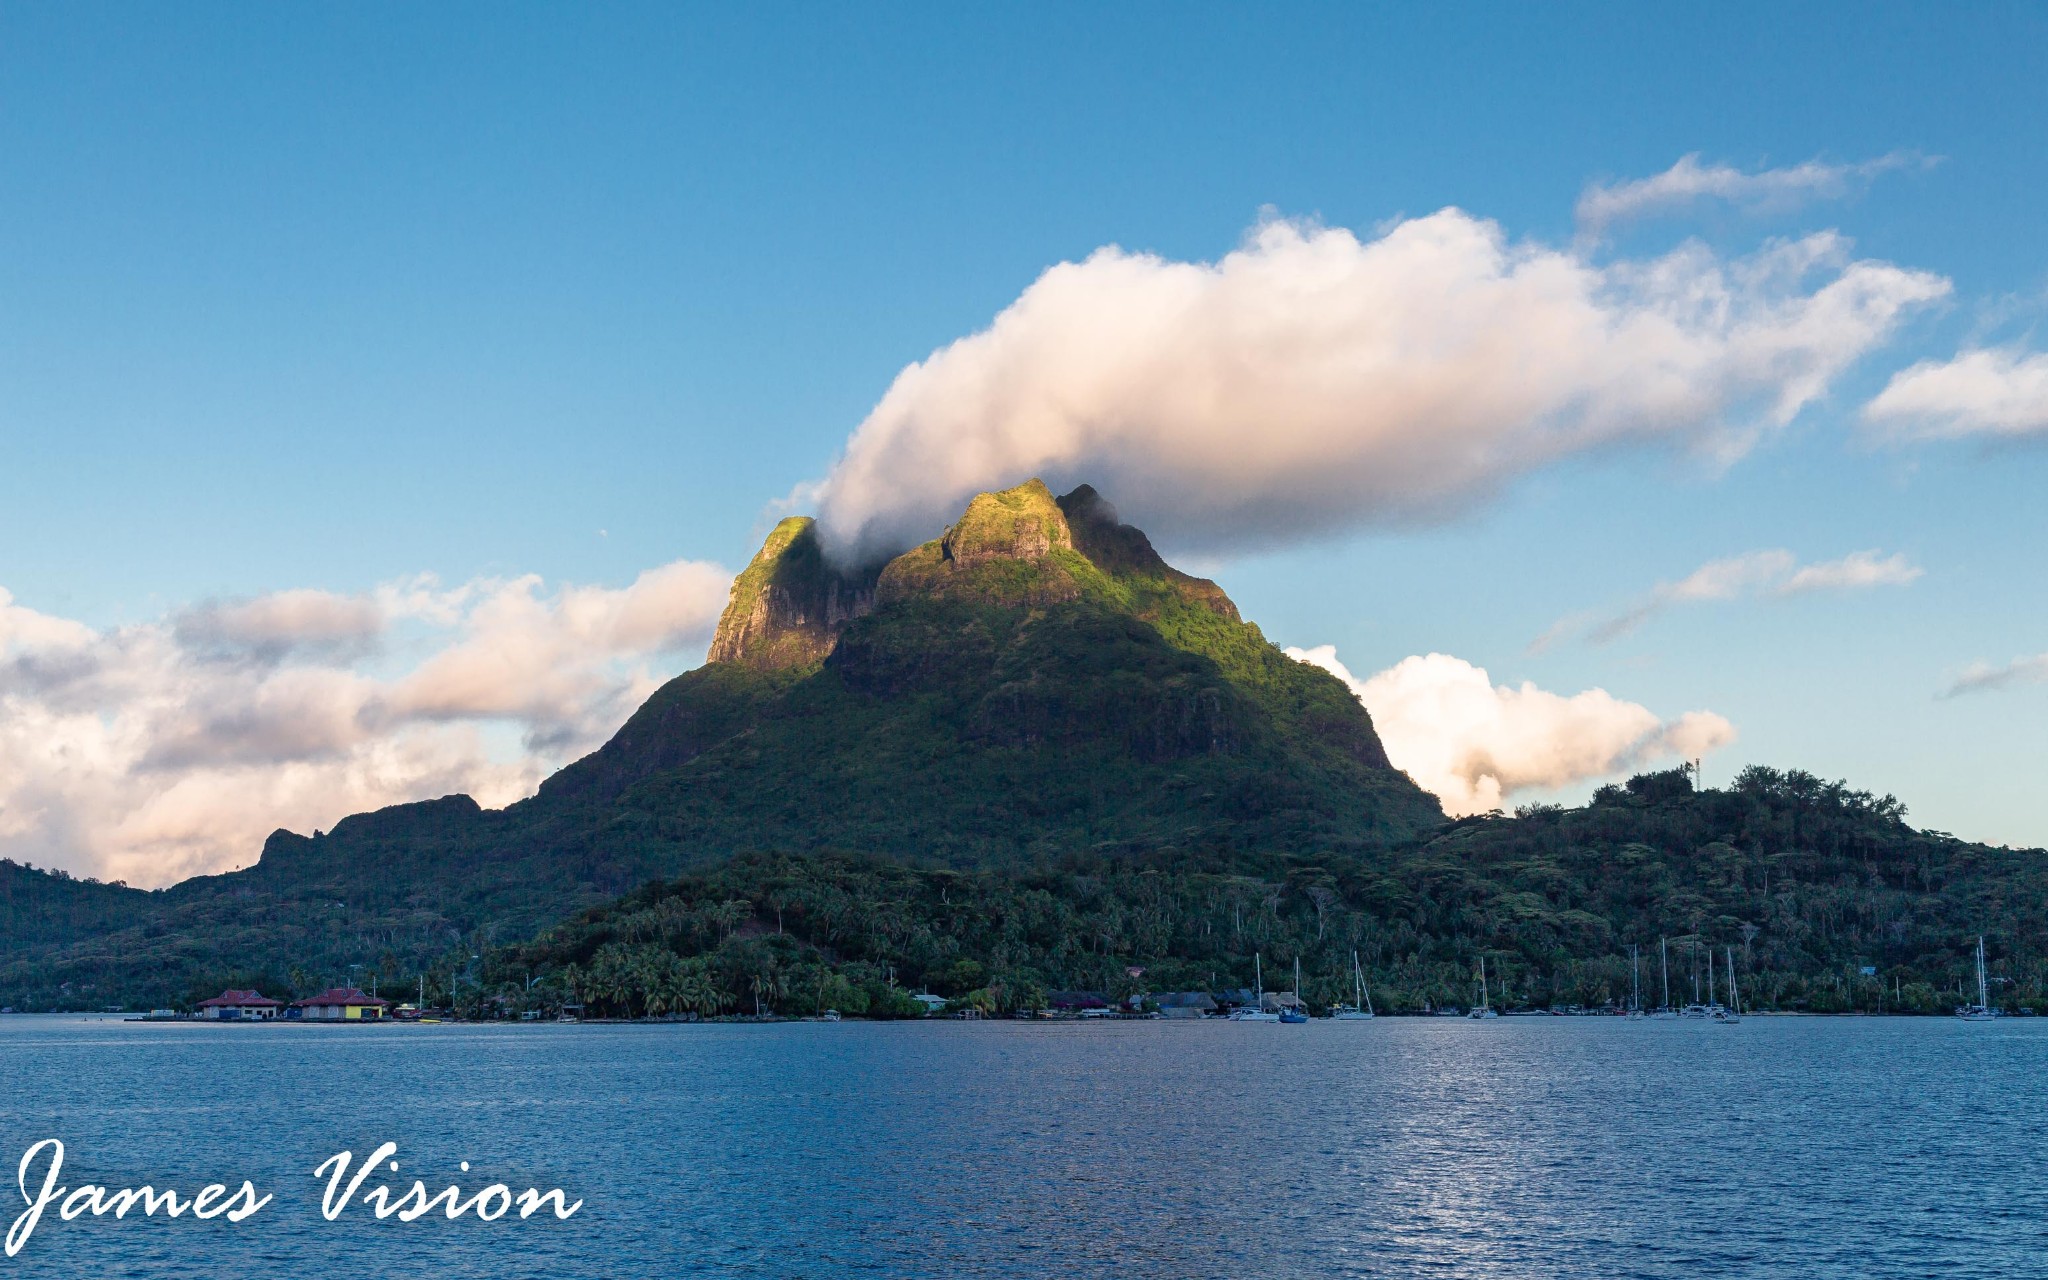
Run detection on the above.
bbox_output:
[1055,483,1239,622]
[706,517,878,670]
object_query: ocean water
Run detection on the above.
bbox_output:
[1,1014,2044,1278]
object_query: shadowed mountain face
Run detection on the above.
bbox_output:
[0,481,1441,1006]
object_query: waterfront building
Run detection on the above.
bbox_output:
[194,989,284,1020]
[292,987,390,1021]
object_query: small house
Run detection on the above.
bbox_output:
[293,987,390,1021]
[194,989,284,1021]
[911,993,949,1015]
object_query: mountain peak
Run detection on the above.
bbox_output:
[938,478,1071,567]
[707,516,878,670]
[711,480,1243,670]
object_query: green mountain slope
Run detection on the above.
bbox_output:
[565,480,1438,862]
[0,480,1440,1006]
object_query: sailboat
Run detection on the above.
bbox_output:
[1649,937,1677,1018]
[1680,939,1710,1017]
[1228,952,1281,1021]
[1957,936,2000,1021]
[1467,956,1499,1019]
[1331,951,1376,1020]
[1280,958,1309,1022]
[1626,944,1645,1019]
[1712,946,1742,1023]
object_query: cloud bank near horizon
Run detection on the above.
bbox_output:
[0,564,729,888]
[1288,645,1735,817]
[805,204,1947,563]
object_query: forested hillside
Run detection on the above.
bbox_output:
[484,766,2048,1019]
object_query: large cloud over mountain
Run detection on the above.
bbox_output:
[0,564,728,887]
[809,209,1948,563]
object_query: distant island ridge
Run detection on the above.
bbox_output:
[1,480,2043,1017]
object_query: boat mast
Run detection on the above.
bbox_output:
[1478,956,1490,1012]
[1708,948,1715,1008]
[1661,937,1669,1012]
[1255,953,1263,1012]
[1726,946,1739,1016]
[1978,936,1989,1011]
[1294,957,1302,1013]
[1631,945,1641,1013]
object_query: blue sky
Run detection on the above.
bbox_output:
[3,4,2046,882]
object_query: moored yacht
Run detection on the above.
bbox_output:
[1331,951,1376,1020]
[1467,956,1498,1020]
[1957,936,2000,1021]
[1227,953,1281,1022]
[1626,944,1645,1019]
[1278,958,1309,1022]
[1712,947,1742,1023]
[1649,937,1678,1018]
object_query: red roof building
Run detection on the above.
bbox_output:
[292,988,391,1021]
[194,989,284,1020]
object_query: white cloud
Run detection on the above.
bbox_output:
[174,589,384,664]
[1288,646,1735,817]
[1778,549,1923,595]
[1942,653,2048,699]
[1552,548,1921,647]
[380,560,732,745]
[807,210,1948,563]
[1576,152,1925,234]
[0,561,730,888]
[1863,346,2048,440]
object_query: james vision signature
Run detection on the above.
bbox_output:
[7,1140,581,1257]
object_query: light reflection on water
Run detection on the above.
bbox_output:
[1,1015,2044,1278]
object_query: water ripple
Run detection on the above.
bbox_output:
[0,1016,2039,1277]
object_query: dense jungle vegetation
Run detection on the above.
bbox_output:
[8,765,2043,1016]
[472,765,2048,1020]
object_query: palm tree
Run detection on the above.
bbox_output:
[675,960,726,1017]
[748,967,786,1017]
[643,969,672,1018]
